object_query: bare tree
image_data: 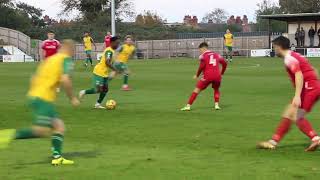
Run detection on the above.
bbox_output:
[202,8,228,24]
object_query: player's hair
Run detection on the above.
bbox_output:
[111,36,120,42]
[198,42,209,48]
[61,39,75,49]
[125,35,133,40]
[48,30,55,34]
[272,36,290,50]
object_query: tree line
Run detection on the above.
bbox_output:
[0,0,319,42]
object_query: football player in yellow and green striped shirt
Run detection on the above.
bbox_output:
[83,32,96,67]
[224,29,234,62]
[79,36,120,109]
[114,35,136,91]
[0,40,80,166]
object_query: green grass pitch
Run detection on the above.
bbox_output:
[1,58,320,179]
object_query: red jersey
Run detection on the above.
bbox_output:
[42,39,60,58]
[196,50,227,81]
[104,35,112,48]
[284,51,319,87]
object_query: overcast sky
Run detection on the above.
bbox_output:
[19,0,278,22]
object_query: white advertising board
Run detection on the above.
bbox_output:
[307,48,320,57]
[251,49,271,57]
[1,55,34,62]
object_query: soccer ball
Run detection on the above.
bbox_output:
[106,100,117,110]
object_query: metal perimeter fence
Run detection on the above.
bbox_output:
[0,26,281,61]
[72,35,279,61]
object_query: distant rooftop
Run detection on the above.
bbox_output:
[260,13,320,21]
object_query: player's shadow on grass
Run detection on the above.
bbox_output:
[278,143,310,150]
[198,104,233,110]
[63,150,102,158]
[12,150,101,168]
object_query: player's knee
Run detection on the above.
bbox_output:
[32,126,51,137]
[282,111,297,122]
[194,88,201,93]
[96,86,103,93]
[52,119,65,134]
[103,85,109,93]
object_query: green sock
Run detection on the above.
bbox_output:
[85,88,97,94]
[97,92,107,104]
[52,133,64,158]
[89,58,93,65]
[85,58,89,64]
[15,128,37,139]
[124,74,129,85]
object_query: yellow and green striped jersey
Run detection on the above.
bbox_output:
[28,53,73,102]
[93,47,115,77]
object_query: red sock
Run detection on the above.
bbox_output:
[214,90,220,103]
[296,118,318,140]
[188,92,198,105]
[272,118,292,142]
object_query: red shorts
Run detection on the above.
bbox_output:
[300,81,320,112]
[196,78,221,90]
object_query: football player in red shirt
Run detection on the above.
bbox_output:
[257,36,320,151]
[181,42,227,111]
[104,32,112,48]
[41,31,60,59]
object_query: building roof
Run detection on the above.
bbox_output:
[260,13,320,22]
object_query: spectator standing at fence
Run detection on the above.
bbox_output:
[224,29,233,62]
[42,31,60,59]
[295,28,300,47]
[299,27,305,47]
[317,28,320,47]
[308,26,316,47]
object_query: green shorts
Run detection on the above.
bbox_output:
[85,50,92,55]
[225,46,233,52]
[29,97,57,128]
[114,62,129,73]
[93,74,109,88]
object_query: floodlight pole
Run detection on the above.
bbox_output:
[111,0,116,35]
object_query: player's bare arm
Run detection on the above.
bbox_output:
[195,61,205,79]
[219,58,228,75]
[132,49,137,59]
[292,71,303,107]
[91,38,97,50]
[60,74,80,106]
[105,57,116,71]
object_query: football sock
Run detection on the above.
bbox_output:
[214,90,220,103]
[188,92,199,105]
[124,74,129,85]
[97,92,107,104]
[52,133,64,158]
[85,88,97,94]
[85,58,89,64]
[89,57,93,65]
[15,128,37,139]
[296,118,318,140]
[272,118,292,142]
